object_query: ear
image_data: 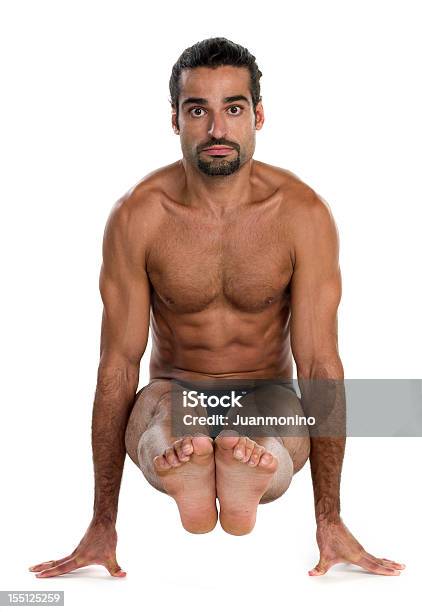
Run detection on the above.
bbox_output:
[254,100,265,130]
[171,105,180,134]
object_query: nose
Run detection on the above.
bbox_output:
[207,112,227,140]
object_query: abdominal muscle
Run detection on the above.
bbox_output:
[148,300,293,381]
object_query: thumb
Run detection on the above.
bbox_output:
[106,560,127,578]
[308,558,329,576]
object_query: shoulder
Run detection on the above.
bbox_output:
[259,161,338,232]
[255,162,340,266]
[111,162,181,223]
[104,161,182,243]
[102,162,182,268]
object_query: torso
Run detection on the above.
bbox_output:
[126,160,311,381]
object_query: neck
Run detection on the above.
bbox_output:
[180,158,255,214]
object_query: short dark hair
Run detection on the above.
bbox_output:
[169,37,263,126]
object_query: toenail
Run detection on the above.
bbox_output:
[234,449,243,458]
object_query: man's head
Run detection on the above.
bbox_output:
[169,37,264,177]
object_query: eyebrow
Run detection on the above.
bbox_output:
[181,95,251,107]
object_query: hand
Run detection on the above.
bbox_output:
[309,516,406,576]
[28,518,126,578]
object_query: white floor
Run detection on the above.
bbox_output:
[3,437,419,612]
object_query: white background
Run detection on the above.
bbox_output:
[1,0,421,610]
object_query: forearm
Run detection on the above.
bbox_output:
[298,360,346,523]
[92,360,139,523]
[309,436,345,521]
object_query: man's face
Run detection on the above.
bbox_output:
[172,66,264,177]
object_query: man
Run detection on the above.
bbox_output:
[29,37,405,578]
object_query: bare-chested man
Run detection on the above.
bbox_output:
[29,37,405,579]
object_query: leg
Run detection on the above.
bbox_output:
[215,383,310,535]
[124,379,217,534]
[215,431,289,535]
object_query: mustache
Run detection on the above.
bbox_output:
[199,140,240,153]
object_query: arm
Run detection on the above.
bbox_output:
[289,190,345,523]
[29,194,151,578]
[290,189,405,576]
[93,196,150,524]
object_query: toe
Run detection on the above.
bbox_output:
[234,437,247,461]
[248,446,263,466]
[182,436,194,455]
[191,434,214,456]
[164,447,182,467]
[215,430,241,450]
[153,455,170,470]
[174,438,192,462]
[243,438,255,462]
[259,452,273,466]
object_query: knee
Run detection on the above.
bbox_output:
[260,446,294,504]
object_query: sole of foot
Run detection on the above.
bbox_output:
[214,431,278,536]
[153,434,217,534]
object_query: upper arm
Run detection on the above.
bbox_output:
[289,190,342,375]
[98,195,151,369]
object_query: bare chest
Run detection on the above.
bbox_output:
[147,207,293,314]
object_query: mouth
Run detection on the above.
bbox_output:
[201,146,234,156]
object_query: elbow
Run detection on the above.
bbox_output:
[97,357,140,396]
[296,356,344,380]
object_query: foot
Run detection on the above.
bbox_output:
[215,431,278,535]
[153,434,217,534]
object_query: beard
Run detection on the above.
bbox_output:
[196,154,241,176]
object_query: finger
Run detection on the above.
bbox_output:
[36,557,81,578]
[29,560,56,572]
[365,553,406,571]
[357,555,400,576]
[106,560,127,578]
[308,558,335,576]
[29,556,72,572]
[381,557,406,569]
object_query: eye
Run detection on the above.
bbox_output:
[227,105,242,115]
[189,107,206,118]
